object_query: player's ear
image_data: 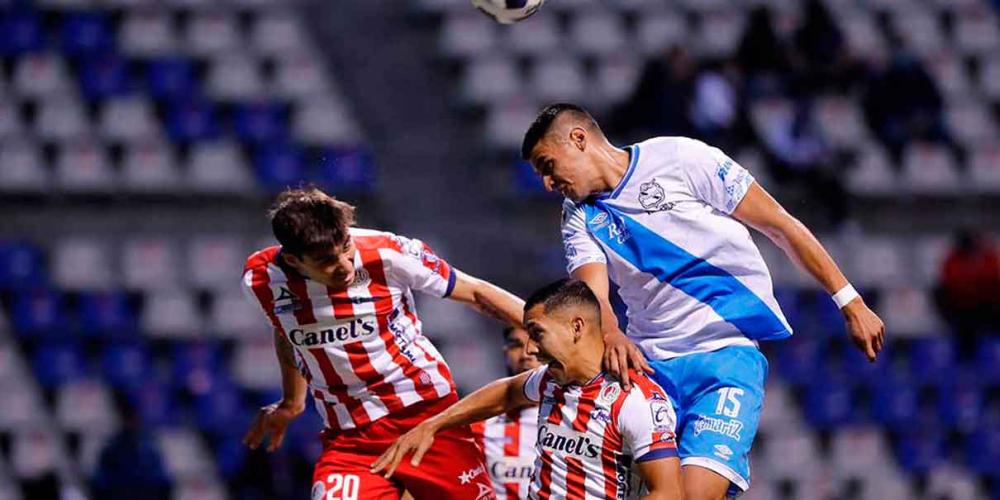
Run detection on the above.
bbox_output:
[571,316,585,342]
[282,252,302,269]
[570,127,586,151]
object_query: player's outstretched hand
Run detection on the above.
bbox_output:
[843,299,886,362]
[371,422,438,479]
[603,329,652,391]
[242,401,304,452]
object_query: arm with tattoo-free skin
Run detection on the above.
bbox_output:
[242,328,307,451]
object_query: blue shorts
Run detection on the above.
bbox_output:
[647,345,768,496]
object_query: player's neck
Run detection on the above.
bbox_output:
[561,349,603,385]
[596,144,632,193]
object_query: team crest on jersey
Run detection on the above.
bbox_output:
[598,383,622,406]
[349,267,371,288]
[273,286,303,313]
[310,481,325,500]
[638,179,674,212]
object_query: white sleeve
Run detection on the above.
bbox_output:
[241,268,279,327]
[680,139,755,214]
[561,199,607,274]
[386,234,456,298]
[522,365,549,403]
[618,387,679,462]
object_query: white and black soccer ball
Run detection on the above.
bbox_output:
[470,0,546,24]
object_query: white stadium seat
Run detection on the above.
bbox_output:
[13,53,73,98]
[901,143,962,195]
[187,141,256,194]
[0,138,47,193]
[99,96,161,143]
[438,12,498,59]
[36,96,88,142]
[122,237,181,291]
[185,11,241,55]
[251,10,309,55]
[187,235,245,291]
[206,54,266,101]
[142,290,202,338]
[461,56,520,105]
[55,141,116,193]
[120,8,178,57]
[52,237,115,290]
[122,140,182,193]
[502,12,560,56]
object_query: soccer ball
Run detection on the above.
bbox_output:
[470,0,546,24]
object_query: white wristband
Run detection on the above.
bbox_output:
[832,284,859,309]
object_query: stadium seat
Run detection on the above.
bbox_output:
[55,379,119,433]
[461,56,520,105]
[32,343,86,388]
[927,53,973,99]
[0,138,48,193]
[975,338,1000,383]
[207,291,269,339]
[438,12,498,59]
[132,381,179,427]
[10,428,61,480]
[77,290,137,337]
[501,12,558,56]
[187,141,256,194]
[166,101,220,143]
[0,10,45,56]
[36,96,89,141]
[829,427,892,476]
[314,147,377,194]
[946,100,997,149]
[206,54,266,101]
[13,52,74,98]
[901,143,963,195]
[293,97,363,146]
[187,236,244,291]
[193,385,244,433]
[102,342,150,390]
[911,233,951,286]
[233,101,289,145]
[122,237,180,291]
[0,98,25,140]
[59,11,115,56]
[11,288,66,336]
[156,429,219,479]
[840,10,887,57]
[774,337,824,386]
[893,11,945,56]
[486,99,539,149]
[760,431,823,482]
[803,380,859,429]
[120,8,178,57]
[529,56,586,103]
[635,9,687,56]
[937,378,983,433]
[141,290,202,338]
[692,10,745,58]
[0,381,44,431]
[925,465,986,499]
[851,236,908,288]
[122,140,182,193]
[878,286,943,337]
[251,10,308,55]
[906,337,956,382]
[815,96,869,148]
[593,55,642,107]
[99,96,161,142]
[978,56,1000,99]
[232,338,280,389]
[847,144,896,196]
[965,428,1000,477]
[52,237,115,290]
[870,377,921,429]
[0,241,46,288]
[953,5,999,57]
[78,54,131,100]
[271,51,332,99]
[146,57,200,102]
[184,11,240,55]
[254,144,305,191]
[967,145,1000,194]
[568,10,628,56]
[893,430,946,474]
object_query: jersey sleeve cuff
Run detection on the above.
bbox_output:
[442,268,457,298]
[635,447,679,463]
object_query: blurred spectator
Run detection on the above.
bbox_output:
[759,101,849,226]
[791,0,858,94]
[90,393,172,500]
[736,6,792,97]
[934,231,1000,359]
[862,49,958,166]
[610,46,695,141]
[689,60,745,151]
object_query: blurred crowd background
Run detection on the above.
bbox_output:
[0,0,997,499]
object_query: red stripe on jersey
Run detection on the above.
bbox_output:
[401,294,454,392]
[504,413,521,457]
[360,248,440,403]
[307,347,371,427]
[564,457,586,499]
[248,266,282,330]
[537,451,555,500]
[504,483,520,499]
[571,382,601,433]
[470,421,485,451]
[243,247,280,274]
[601,383,630,499]
[285,274,317,325]
[312,389,339,428]
[343,341,405,413]
[547,386,566,425]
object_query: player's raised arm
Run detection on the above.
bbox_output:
[371,368,537,479]
[572,262,651,390]
[731,182,885,360]
[242,328,307,452]
[447,269,526,329]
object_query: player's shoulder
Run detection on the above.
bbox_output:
[350,227,424,255]
[243,245,281,273]
[624,370,670,402]
[635,136,713,161]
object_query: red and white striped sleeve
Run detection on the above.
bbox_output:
[618,379,678,463]
[384,233,456,298]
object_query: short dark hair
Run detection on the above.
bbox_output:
[520,103,597,161]
[268,187,356,257]
[524,278,601,318]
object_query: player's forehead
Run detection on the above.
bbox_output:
[301,237,353,261]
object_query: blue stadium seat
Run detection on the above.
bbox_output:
[129,381,179,428]
[79,55,131,100]
[0,241,45,287]
[893,431,946,474]
[0,10,44,55]
[11,288,66,336]
[78,290,137,338]
[33,343,86,388]
[803,380,861,429]
[774,337,824,386]
[194,384,245,433]
[976,338,1000,383]
[146,57,199,102]
[214,434,248,479]
[937,378,983,432]
[254,144,304,190]
[772,287,801,331]
[907,337,956,383]
[964,428,1000,478]
[59,12,114,56]
[314,147,376,194]
[102,342,150,390]
[171,341,225,396]
[870,376,921,429]
[233,102,289,145]
[166,101,220,143]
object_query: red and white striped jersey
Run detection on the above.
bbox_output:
[471,406,539,500]
[522,367,678,499]
[241,228,459,431]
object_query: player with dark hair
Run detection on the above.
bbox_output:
[373,279,684,500]
[521,103,885,499]
[240,187,526,499]
[468,325,542,499]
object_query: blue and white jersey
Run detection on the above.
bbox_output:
[562,137,792,359]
